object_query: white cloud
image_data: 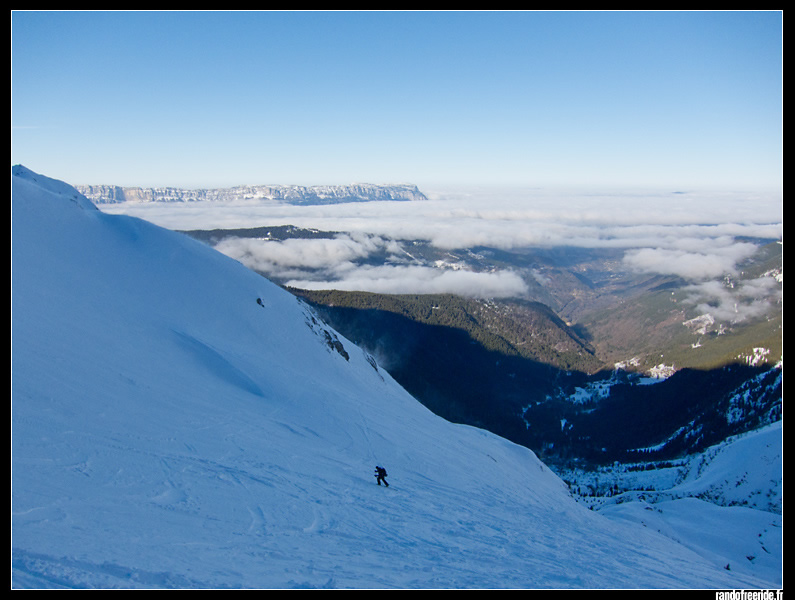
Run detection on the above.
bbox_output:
[100,186,781,294]
[286,264,529,299]
[682,275,782,323]
[622,241,759,281]
[215,233,393,275]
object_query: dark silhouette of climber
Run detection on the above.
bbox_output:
[374,466,389,487]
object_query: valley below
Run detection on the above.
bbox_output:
[181,222,782,477]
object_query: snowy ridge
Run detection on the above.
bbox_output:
[11,166,780,589]
[567,421,782,514]
[75,181,428,205]
[571,423,781,580]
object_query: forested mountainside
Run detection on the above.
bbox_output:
[290,288,781,469]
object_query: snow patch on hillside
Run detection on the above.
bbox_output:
[561,422,782,585]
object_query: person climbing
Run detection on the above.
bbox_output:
[374,466,389,487]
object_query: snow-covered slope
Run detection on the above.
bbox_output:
[568,422,781,585]
[10,166,779,589]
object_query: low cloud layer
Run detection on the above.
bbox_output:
[215,232,529,298]
[682,273,782,323]
[101,186,782,299]
[287,264,530,298]
[215,233,392,273]
[622,239,760,280]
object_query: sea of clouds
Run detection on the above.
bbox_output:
[99,186,782,314]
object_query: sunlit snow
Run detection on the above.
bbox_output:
[11,166,781,589]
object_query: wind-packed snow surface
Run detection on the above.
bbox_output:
[11,166,781,589]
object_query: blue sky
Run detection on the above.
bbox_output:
[11,10,782,191]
